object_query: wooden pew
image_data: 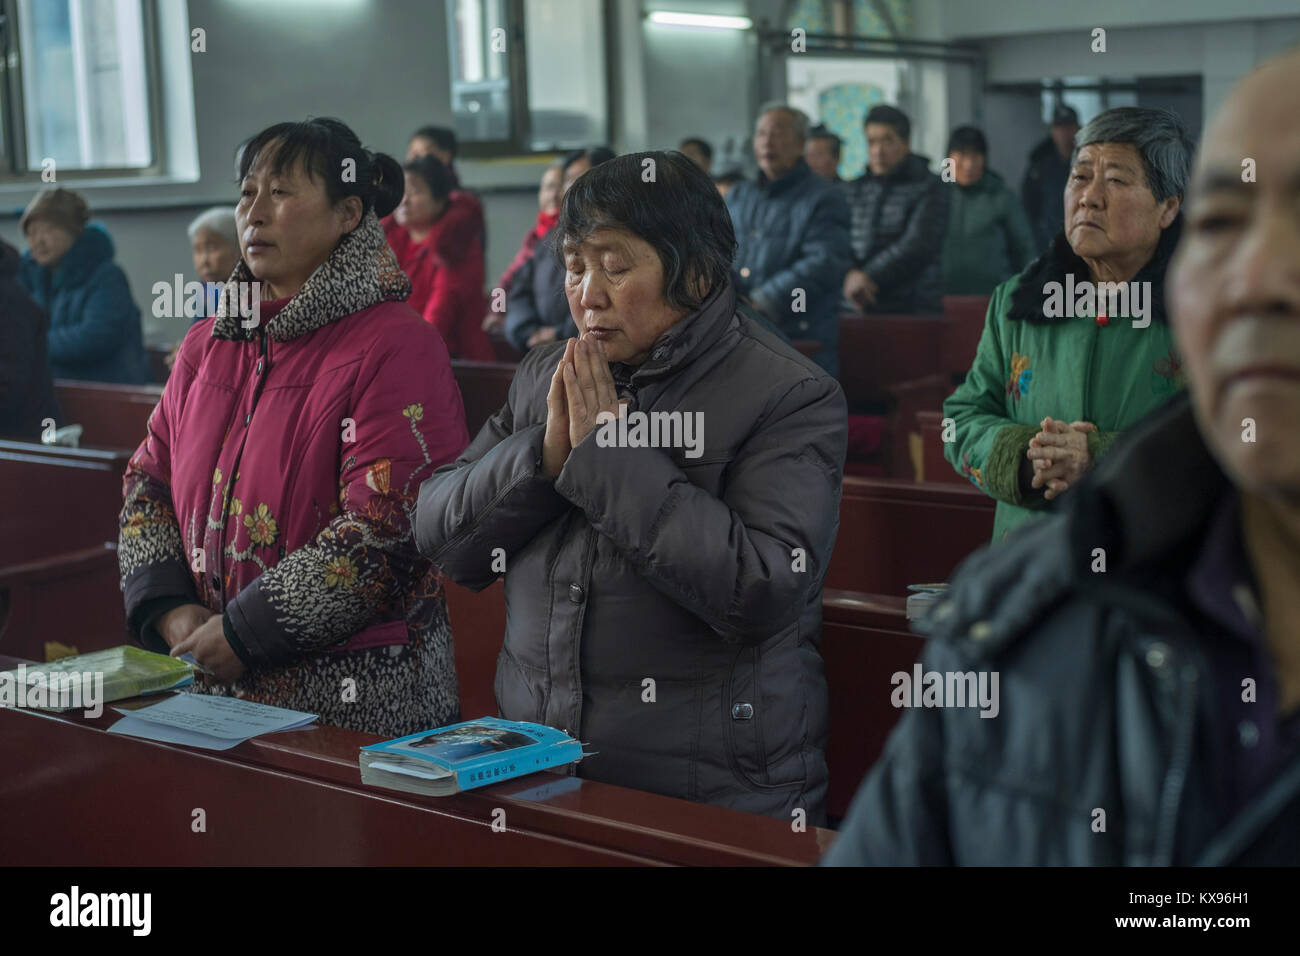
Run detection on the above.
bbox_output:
[445,578,505,721]
[827,475,995,595]
[450,360,516,440]
[0,441,130,566]
[0,441,132,660]
[916,409,967,485]
[53,379,162,451]
[0,544,126,662]
[838,314,950,478]
[0,686,832,865]
[940,294,990,384]
[820,588,923,820]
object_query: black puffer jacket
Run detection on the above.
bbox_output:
[0,239,60,439]
[826,393,1298,865]
[844,152,948,314]
[503,227,577,352]
[416,280,846,824]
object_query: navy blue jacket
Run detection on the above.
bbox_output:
[0,239,61,438]
[725,159,851,378]
[18,223,150,385]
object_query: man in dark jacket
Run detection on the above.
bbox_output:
[0,238,60,439]
[941,125,1036,294]
[825,50,1300,865]
[842,105,948,316]
[725,104,851,378]
[418,152,845,825]
[1021,104,1080,253]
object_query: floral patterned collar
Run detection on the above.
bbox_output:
[210,210,411,342]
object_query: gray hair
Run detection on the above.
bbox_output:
[1072,107,1193,204]
[756,102,810,141]
[186,206,239,248]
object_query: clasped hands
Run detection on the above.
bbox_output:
[542,335,626,478]
[162,603,246,684]
[1026,417,1096,501]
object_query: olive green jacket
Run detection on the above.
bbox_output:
[943,227,1185,541]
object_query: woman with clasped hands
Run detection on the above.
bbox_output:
[415,151,846,825]
[943,107,1194,541]
[119,118,468,736]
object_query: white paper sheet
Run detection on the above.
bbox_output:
[108,693,316,750]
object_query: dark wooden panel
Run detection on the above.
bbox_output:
[838,313,945,409]
[827,476,995,595]
[0,701,832,865]
[821,589,923,820]
[917,409,967,485]
[0,441,130,566]
[450,360,516,441]
[0,544,127,662]
[53,380,162,451]
[445,578,505,721]
[940,294,991,380]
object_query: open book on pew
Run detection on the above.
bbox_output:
[360,716,585,796]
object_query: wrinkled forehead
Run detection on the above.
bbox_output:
[561,226,639,258]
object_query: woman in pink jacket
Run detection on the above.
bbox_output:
[118,118,470,736]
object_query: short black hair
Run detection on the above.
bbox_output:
[679,137,713,160]
[557,150,736,312]
[411,125,458,159]
[946,125,988,157]
[403,155,453,202]
[808,125,842,158]
[864,105,911,142]
[562,146,617,174]
[236,117,404,219]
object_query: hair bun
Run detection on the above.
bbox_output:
[371,152,405,218]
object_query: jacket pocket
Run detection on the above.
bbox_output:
[722,646,805,792]
[495,644,541,723]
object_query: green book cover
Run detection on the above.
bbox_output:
[0,646,194,711]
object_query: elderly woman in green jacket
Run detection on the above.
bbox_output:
[944,107,1193,541]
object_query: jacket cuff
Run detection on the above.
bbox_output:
[123,561,199,642]
[132,594,193,654]
[984,423,1043,506]
[221,610,256,669]
[1087,429,1121,463]
[224,579,296,669]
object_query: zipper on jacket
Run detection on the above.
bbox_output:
[213,331,272,606]
[1153,658,1198,865]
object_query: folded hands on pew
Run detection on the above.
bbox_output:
[160,603,246,683]
[1027,417,1097,501]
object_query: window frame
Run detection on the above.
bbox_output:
[449,0,616,159]
[0,0,167,184]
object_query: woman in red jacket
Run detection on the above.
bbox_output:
[383,155,494,361]
[118,118,470,736]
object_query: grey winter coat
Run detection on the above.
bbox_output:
[825,394,1299,865]
[416,280,847,824]
[844,152,949,315]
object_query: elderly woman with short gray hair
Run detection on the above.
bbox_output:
[164,207,241,371]
[944,107,1194,541]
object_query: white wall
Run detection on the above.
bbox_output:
[1,0,552,345]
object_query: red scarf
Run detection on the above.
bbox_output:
[532,209,559,241]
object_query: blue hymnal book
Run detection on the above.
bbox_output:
[358,717,584,796]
